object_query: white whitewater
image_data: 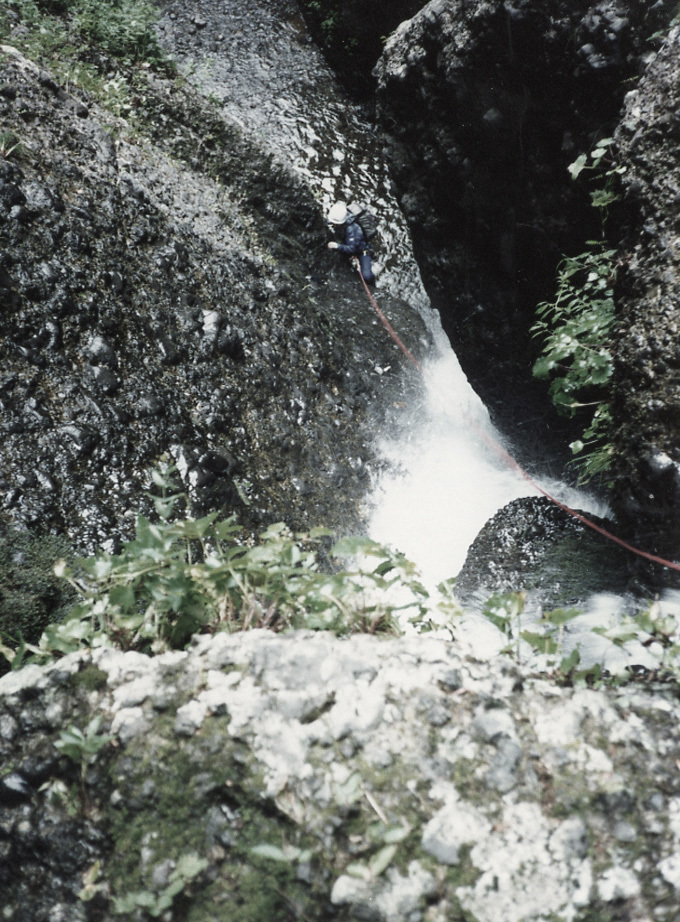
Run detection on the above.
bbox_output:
[367,336,531,588]
[365,326,609,590]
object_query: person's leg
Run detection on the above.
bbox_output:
[359,251,375,284]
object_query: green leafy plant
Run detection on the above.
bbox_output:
[7,0,165,64]
[298,0,359,59]
[250,843,313,864]
[344,822,411,881]
[479,595,609,685]
[0,633,32,671]
[4,463,441,666]
[113,852,209,917]
[38,777,79,816]
[567,137,626,231]
[590,598,680,683]
[55,715,113,807]
[301,0,340,42]
[519,607,585,679]
[483,591,527,660]
[2,0,170,116]
[79,861,108,903]
[71,0,164,63]
[532,138,625,483]
[0,131,23,159]
[532,243,617,482]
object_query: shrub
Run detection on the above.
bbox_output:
[0,528,76,675]
[3,0,166,66]
[532,139,624,484]
[2,464,433,666]
[532,243,617,482]
[69,0,165,64]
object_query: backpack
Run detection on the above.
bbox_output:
[352,207,378,243]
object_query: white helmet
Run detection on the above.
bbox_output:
[328,202,348,225]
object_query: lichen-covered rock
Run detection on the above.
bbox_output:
[612,25,680,584]
[2,630,680,920]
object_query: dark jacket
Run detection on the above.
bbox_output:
[335,217,370,255]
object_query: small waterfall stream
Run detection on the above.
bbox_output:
[367,338,532,589]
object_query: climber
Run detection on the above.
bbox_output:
[327,201,375,284]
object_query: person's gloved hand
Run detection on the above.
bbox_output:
[327,241,339,250]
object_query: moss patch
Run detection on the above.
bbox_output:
[68,663,109,693]
[105,716,324,920]
[0,526,76,664]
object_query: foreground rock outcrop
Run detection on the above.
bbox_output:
[2,629,680,921]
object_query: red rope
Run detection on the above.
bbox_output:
[469,420,680,573]
[355,260,423,372]
[356,263,680,573]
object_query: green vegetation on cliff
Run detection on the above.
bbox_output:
[0,463,433,666]
[532,243,616,483]
[531,141,626,484]
[2,0,165,65]
[0,528,76,654]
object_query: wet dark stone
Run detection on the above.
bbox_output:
[374,0,676,462]
[12,343,46,368]
[0,13,413,581]
[135,395,166,417]
[157,334,180,364]
[0,182,26,210]
[84,365,120,395]
[216,327,244,360]
[9,204,28,223]
[85,335,118,368]
[199,449,238,475]
[611,27,680,583]
[456,496,632,608]
[62,425,97,455]
[0,773,31,805]
[23,180,64,214]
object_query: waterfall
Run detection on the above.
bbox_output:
[365,325,612,590]
[367,333,531,589]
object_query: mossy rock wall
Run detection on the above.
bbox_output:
[2,630,680,920]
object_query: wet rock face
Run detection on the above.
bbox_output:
[374,0,674,443]
[611,26,680,582]
[2,632,680,921]
[297,0,424,99]
[456,496,631,607]
[0,47,427,557]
